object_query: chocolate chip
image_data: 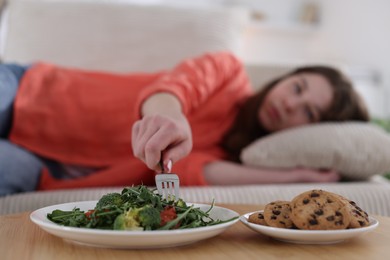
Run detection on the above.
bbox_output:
[358,221,366,226]
[272,210,281,215]
[356,207,364,213]
[309,219,318,225]
[258,213,264,219]
[310,192,320,198]
[335,211,342,216]
[314,209,324,215]
[326,215,335,221]
[327,198,333,203]
[279,221,286,225]
[335,220,344,226]
[271,215,277,220]
[303,199,310,204]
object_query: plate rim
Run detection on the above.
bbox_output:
[30,200,240,248]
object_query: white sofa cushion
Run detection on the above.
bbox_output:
[1,0,248,72]
[241,122,390,180]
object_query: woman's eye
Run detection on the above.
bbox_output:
[305,107,315,122]
[294,84,302,94]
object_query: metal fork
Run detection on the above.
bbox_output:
[155,158,180,200]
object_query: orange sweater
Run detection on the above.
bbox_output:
[9,52,253,190]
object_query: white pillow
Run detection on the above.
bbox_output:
[240,122,390,180]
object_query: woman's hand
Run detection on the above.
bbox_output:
[289,168,340,183]
[132,93,192,172]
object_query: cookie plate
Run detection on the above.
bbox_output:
[240,211,379,244]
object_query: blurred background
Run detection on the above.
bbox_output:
[153,0,390,119]
[0,0,388,119]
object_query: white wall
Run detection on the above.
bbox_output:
[310,0,390,118]
[310,0,389,69]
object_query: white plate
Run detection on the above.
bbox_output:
[240,211,379,244]
[30,201,239,249]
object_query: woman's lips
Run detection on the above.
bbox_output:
[267,105,281,122]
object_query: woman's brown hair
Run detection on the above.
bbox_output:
[222,66,370,162]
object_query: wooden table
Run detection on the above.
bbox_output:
[1,204,389,260]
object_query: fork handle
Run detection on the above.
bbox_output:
[159,154,165,173]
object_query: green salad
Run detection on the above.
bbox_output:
[47,185,236,231]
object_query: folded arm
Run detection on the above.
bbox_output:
[203,160,340,185]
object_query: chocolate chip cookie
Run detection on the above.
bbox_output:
[291,190,351,230]
[341,198,370,228]
[248,211,267,226]
[263,200,294,228]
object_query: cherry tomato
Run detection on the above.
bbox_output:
[85,210,95,220]
[160,206,177,226]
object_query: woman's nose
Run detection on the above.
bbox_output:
[283,97,301,112]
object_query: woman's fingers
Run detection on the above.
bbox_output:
[143,122,192,171]
[161,138,192,167]
[131,117,159,162]
[305,169,340,183]
[291,168,340,183]
[132,117,163,168]
[131,114,192,171]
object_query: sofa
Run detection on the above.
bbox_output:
[1,0,390,217]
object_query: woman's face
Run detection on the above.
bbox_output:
[258,73,333,132]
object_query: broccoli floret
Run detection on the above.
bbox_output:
[113,210,142,231]
[137,205,161,230]
[175,199,187,208]
[96,192,124,209]
[113,205,161,231]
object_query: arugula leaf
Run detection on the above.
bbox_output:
[47,208,88,227]
[158,206,193,230]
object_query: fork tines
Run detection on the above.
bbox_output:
[155,173,180,201]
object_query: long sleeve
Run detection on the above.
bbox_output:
[10,52,253,190]
[134,52,251,118]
